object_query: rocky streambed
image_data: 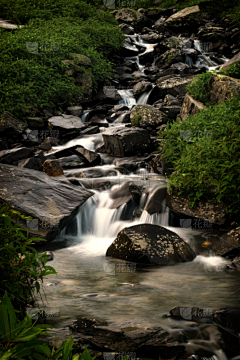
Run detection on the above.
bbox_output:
[1,4,240,359]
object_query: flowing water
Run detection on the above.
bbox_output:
[37,32,239,358]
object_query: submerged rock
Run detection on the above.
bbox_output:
[106,224,196,265]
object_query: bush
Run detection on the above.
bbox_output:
[0,208,57,313]
[185,71,212,104]
[160,97,240,210]
[219,61,240,79]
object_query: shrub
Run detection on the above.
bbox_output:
[160,97,240,210]
[219,61,240,79]
[0,208,57,313]
[185,71,212,104]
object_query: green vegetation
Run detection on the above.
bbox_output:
[219,61,240,79]
[160,97,240,210]
[131,115,142,126]
[185,72,212,104]
[0,0,125,120]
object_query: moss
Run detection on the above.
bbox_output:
[131,115,142,127]
[0,202,33,221]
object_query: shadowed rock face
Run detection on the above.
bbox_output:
[106,223,196,265]
[0,164,93,241]
[208,74,240,105]
[180,93,206,121]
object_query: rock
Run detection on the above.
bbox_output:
[155,48,184,68]
[229,255,240,271]
[58,155,85,169]
[102,127,151,157]
[75,70,93,100]
[114,112,131,124]
[147,153,163,174]
[220,52,240,72]
[130,105,169,130]
[139,44,158,65]
[66,106,83,116]
[149,76,195,103]
[119,23,134,35]
[69,53,91,66]
[39,138,52,151]
[129,183,142,205]
[0,111,28,141]
[140,32,163,43]
[155,36,184,55]
[208,74,240,105]
[80,126,99,135]
[0,164,92,240]
[180,93,206,121]
[144,187,166,215]
[171,62,190,72]
[113,156,148,172]
[119,73,134,84]
[18,157,43,171]
[0,147,32,165]
[212,227,240,258]
[159,105,181,119]
[164,6,209,33]
[109,182,133,209]
[166,192,228,226]
[74,146,101,166]
[110,8,150,31]
[133,81,152,97]
[27,117,46,129]
[43,159,64,177]
[106,224,196,265]
[45,251,54,261]
[48,115,85,131]
[164,94,181,105]
[212,308,240,332]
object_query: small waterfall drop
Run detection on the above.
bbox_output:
[137,88,152,105]
[118,89,136,108]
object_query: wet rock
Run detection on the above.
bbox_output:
[140,32,163,43]
[27,117,46,129]
[48,115,85,131]
[164,6,209,33]
[164,94,181,105]
[119,73,134,84]
[129,183,142,205]
[0,164,92,240]
[130,105,169,130]
[18,157,43,171]
[58,155,85,169]
[80,126,99,135]
[166,192,228,226]
[212,308,240,332]
[147,153,163,174]
[159,105,181,119]
[133,81,152,97]
[106,224,196,265]
[151,76,195,103]
[0,147,32,165]
[144,187,166,215]
[114,112,131,124]
[109,182,133,209]
[66,106,83,116]
[220,52,240,72]
[171,62,190,73]
[212,227,240,258]
[0,111,28,141]
[75,146,101,166]
[180,93,206,121]
[113,157,148,172]
[155,48,184,68]
[208,74,240,105]
[102,127,151,157]
[155,36,184,55]
[119,23,135,35]
[228,255,240,271]
[43,159,64,177]
[110,8,150,32]
[45,251,54,261]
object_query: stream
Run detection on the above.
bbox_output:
[36,30,239,359]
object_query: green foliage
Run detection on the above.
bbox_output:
[160,97,240,209]
[185,71,212,104]
[131,115,142,126]
[0,209,57,313]
[0,292,99,359]
[219,61,240,79]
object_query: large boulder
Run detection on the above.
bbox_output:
[180,93,206,121]
[102,127,152,157]
[106,224,196,265]
[133,81,152,97]
[212,227,240,258]
[164,5,209,33]
[0,164,92,240]
[208,74,240,105]
[220,52,240,72]
[110,8,150,31]
[166,192,228,226]
[155,48,184,68]
[0,111,28,141]
[0,147,32,165]
[130,105,169,129]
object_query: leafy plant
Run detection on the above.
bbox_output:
[160,96,240,209]
[0,292,100,359]
[0,209,57,313]
[219,61,240,79]
[185,71,212,104]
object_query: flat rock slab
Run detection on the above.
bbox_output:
[48,115,85,130]
[102,127,151,157]
[0,164,92,240]
[106,223,196,265]
[166,192,228,226]
[0,147,32,165]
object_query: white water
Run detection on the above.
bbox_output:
[117,89,136,108]
[137,88,152,105]
[52,132,103,151]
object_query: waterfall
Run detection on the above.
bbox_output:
[117,89,136,108]
[81,111,89,123]
[137,88,152,105]
[185,55,193,67]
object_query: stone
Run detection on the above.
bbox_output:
[208,74,240,105]
[27,117,46,129]
[102,127,151,157]
[155,48,184,68]
[43,159,64,177]
[140,32,163,43]
[0,112,28,140]
[119,23,134,35]
[212,308,240,332]
[18,157,43,171]
[130,105,169,129]
[110,8,150,31]
[58,155,85,169]
[0,164,92,240]
[48,115,85,131]
[147,153,163,174]
[75,70,93,100]
[66,106,83,116]
[74,146,101,166]
[220,52,240,72]
[180,93,206,121]
[69,53,91,66]
[164,6,209,33]
[133,81,152,97]
[166,192,228,226]
[0,147,32,165]
[109,182,133,209]
[106,224,196,265]
[144,187,166,215]
[212,227,240,258]
[159,105,181,119]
